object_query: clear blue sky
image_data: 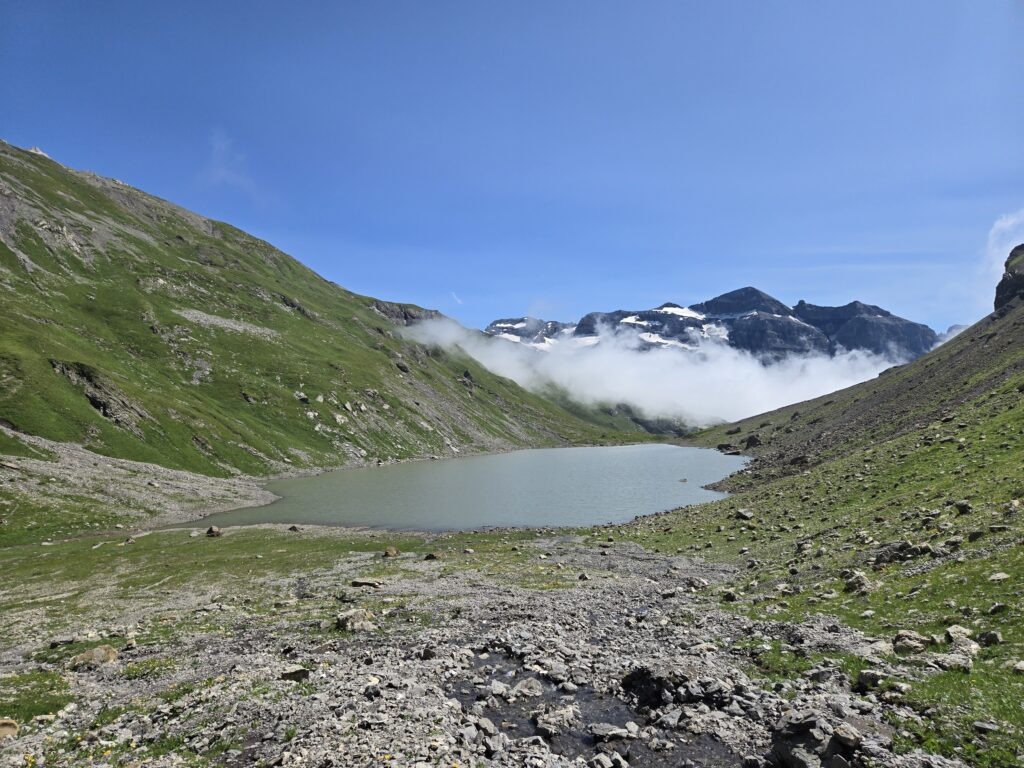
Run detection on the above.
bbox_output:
[3,1,1023,331]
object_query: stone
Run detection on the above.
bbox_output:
[843,570,872,594]
[978,630,1003,647]
[279,664,310,682]
[771,742,822,768]
[482,733,507,756]
[206,526,222,537]
[488,680,510,698]
[893,629,929,654]
[511,677,544,698]
[988,572,1010,582]
[1012,661,1024,675]
[69,644,118,670]
[831,722,861,749]
[424,552,440,561]
[383,545,400,558]
[856,669,885,691]
[589,722,630,741]
[336,608,376,632]
[0,719,17,739]
[351,578,383,588]
[945,624,973,643]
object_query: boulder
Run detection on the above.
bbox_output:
[336,608,376,632]
[0,719,17,740]
[589,722,631,741]
[893,630,929,654]
[205,526,222,538]
[279,664,310,682]
[69,644,118,670]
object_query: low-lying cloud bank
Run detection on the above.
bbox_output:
[406,319,900,426]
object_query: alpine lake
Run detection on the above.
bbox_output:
[197,444,747,532]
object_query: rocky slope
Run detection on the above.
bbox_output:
[485,287,938,361]
[0,140,618,486]
[625,245,1024,766]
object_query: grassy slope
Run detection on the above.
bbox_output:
[0,142,626,481]
[622,298,1024,766]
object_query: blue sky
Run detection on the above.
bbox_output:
[3,1,1023,332]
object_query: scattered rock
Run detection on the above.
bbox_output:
[206,526,222,538]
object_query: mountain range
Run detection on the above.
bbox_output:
[485,286,941,361]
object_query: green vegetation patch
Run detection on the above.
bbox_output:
[0,670,73,722]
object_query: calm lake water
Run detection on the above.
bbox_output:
[199,444,746,531]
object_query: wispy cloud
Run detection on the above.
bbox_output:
[201,129,270,207]
[450,291,464,305]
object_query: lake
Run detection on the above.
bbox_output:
[198,444,746,531]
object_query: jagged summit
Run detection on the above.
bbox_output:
[486,287,939,361]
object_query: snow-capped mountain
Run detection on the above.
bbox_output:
[484,287,938,360]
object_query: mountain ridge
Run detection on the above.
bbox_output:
[485,287,939,361]
[0,140,622,481]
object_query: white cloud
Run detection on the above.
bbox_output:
[986,207,1024,283]
[405,319,898,426]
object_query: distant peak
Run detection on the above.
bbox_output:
[691,286,791,317]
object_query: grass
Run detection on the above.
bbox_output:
[122,657,176,680]
[0,141,634,494]
[0,670,73,722]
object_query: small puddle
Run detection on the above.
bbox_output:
[451,651,739,767]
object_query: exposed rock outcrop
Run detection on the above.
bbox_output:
[994,243,1024,312]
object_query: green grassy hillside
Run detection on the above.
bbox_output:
[0,142,620,477]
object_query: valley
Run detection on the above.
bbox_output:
[1,143,1023,768]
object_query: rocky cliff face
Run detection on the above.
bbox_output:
[995,243,1024,312]
[486,288,938,361]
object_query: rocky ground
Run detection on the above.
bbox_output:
[0,527,968,768]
